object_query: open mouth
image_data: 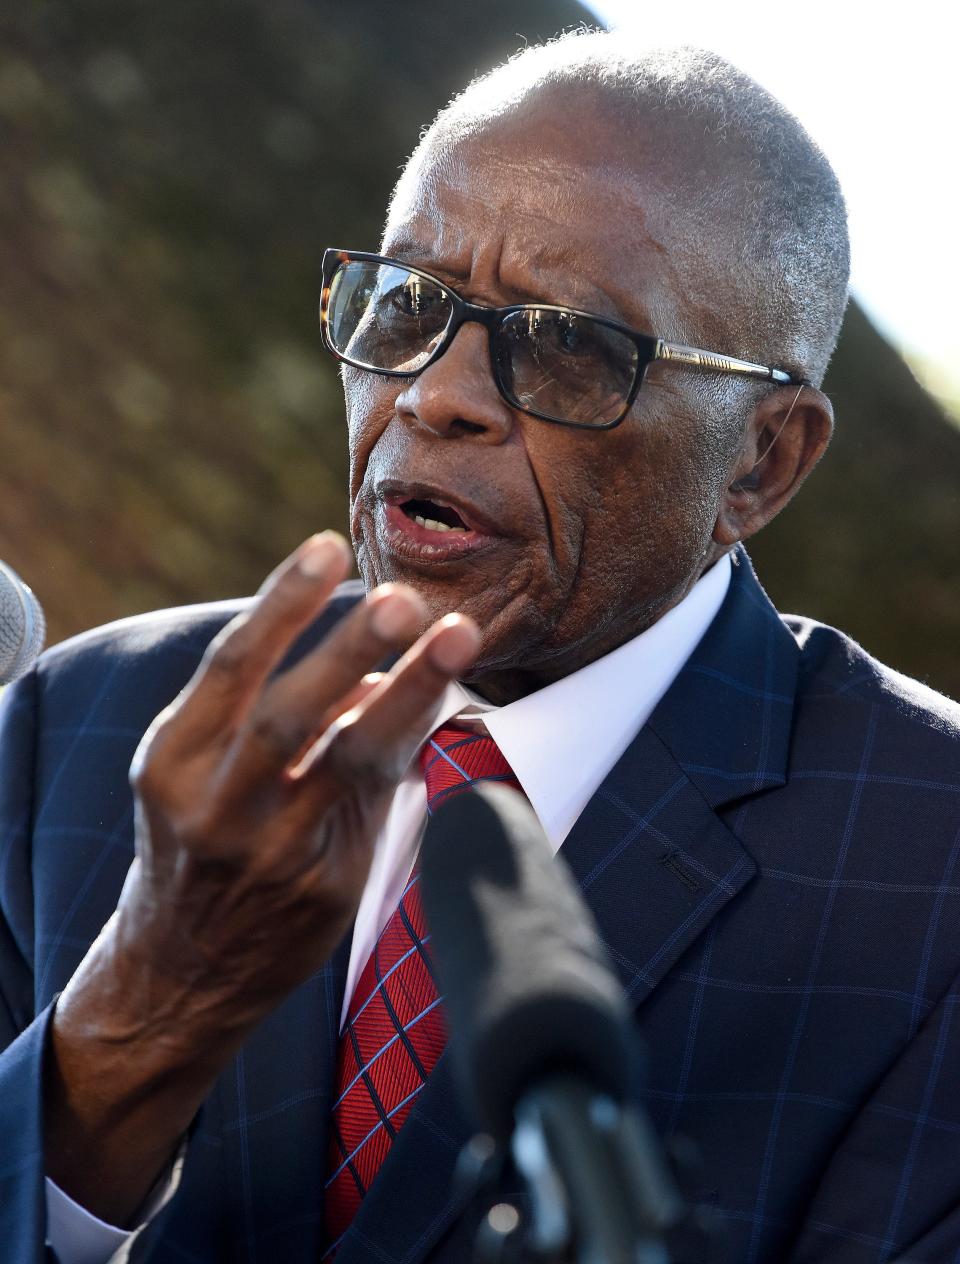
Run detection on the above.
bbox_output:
[399,498,469,534]
[377,483,498,565]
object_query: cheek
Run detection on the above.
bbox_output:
[518,434,594,579]
[573,415,723,609]
[345,371,397,500]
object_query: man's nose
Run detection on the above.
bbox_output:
[393,323,515,442]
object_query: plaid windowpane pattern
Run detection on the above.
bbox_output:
[322,726,521,1255]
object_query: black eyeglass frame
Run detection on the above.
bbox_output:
[319,248,807,431]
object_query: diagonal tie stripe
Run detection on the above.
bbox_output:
[421,725,521,814]
[322,725,521,1256]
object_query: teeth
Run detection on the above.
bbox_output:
[412,513,466,533]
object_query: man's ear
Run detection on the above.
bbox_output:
[713,384,834,548]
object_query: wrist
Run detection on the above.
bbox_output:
[53,909,248,1096]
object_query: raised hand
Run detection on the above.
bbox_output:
[46,533,479,1225]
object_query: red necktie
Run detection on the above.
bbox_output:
[322,725,521,1254]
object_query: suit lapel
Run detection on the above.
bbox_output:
[559,722,757,1006]
[162,934,352,1260]
[333,1054,475,1264]
[335,550,800,1264]
[562,549,800,1002]
[646,548,799,810]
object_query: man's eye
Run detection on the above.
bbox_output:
[559,324,582,353]
[555,317,594,356]
[391,280,441,317]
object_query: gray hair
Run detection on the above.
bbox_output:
[404,31,849,389]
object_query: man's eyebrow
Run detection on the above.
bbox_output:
[380,238,635,323]
[381,238,436,268]
[382,242,480,293]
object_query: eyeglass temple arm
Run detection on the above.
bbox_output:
[655,340,802,385]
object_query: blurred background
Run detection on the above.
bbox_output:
[1,0,957,696]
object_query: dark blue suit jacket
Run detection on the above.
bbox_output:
[2,551,959,1263]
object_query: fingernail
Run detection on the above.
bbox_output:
[429,615,480,674]
[369,587,420,639]
[299,532,350,577]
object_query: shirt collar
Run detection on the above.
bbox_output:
[425,552,732,850]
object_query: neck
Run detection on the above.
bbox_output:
[464,597,676,706]
[463,549,730,706]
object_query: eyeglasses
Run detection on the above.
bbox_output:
[319,248,806,431]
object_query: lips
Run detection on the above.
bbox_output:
[374,479,502,564]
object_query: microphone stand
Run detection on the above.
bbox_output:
[467,1074,684,1264]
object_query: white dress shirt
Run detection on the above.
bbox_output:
[46,552,731,1263]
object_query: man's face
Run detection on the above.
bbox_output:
[344,106,741,698]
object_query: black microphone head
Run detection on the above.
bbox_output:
[420,782,635,1143]
[0,560,46,685]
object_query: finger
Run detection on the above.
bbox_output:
[329,672,387,721]
[174,532,352,737]
[232,583,429,780]
[290,673,385,769]
[299,613,481,789]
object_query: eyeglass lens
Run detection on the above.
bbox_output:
[326,260,639,427]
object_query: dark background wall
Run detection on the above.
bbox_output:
[1,0,958,696]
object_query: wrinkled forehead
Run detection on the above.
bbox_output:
[387,90,656,238]
[382,101,730,344]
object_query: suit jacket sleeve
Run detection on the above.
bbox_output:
[0,671,184,1264]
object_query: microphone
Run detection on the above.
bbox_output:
[0,560,46,685]
[420,783,683,1263]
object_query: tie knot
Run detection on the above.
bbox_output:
[419,724,521,814]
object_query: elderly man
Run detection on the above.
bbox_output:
[1,31,958,1264]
